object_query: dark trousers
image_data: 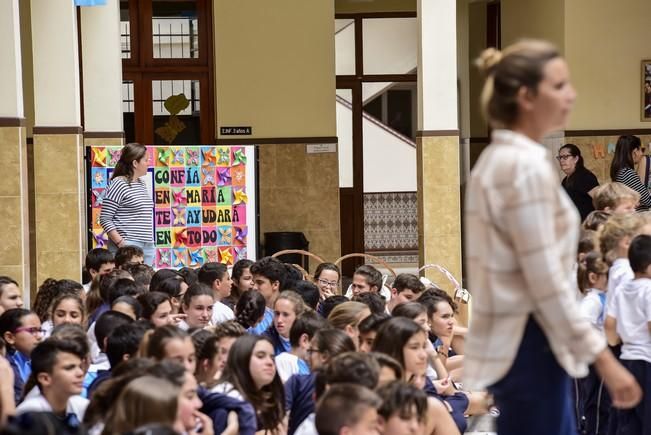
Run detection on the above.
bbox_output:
[575,365,611,435]
[489,316,576,435]
[615,359,651,435]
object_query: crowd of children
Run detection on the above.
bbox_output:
[1,178,651,434]
[0,240,494,435]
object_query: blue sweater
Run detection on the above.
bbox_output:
[285,373,316,435]
[198,386,257,435]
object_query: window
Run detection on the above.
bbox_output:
[121,0,213,145]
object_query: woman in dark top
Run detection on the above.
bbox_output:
[557,144,599,221]
[610,135,651,211]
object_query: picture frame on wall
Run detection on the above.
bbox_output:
[642,60,651,121]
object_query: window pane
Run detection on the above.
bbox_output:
[122,80,135,143]
[362,18,417,75]
[336,89,353,188]
[152,1,199,59]
[335,19,355,75]
[120,1,131,59]
[152,79,201,145]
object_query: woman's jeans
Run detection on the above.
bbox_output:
[489,316,576,435]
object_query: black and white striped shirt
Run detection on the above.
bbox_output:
[99,177,154,242]
[615,167,651,211]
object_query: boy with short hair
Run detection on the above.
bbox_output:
[376,381,428,435]
[605,234,651,431]
[114,245,144,269]
[249,257,287,334]
[593,182,640,214]
[358,313,391,353]
[387,273,425,314]
[16,338,88,426]
[315,384,382,435]
[198,262,235,324]
[275,312,327,382]
[83,248,115,293]
[210,320,246,379]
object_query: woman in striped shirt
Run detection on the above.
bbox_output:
[99,143,155,265]
[610,135,651,211]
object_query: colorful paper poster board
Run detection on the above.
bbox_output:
[88,145,257,268]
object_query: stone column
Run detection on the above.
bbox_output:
[81,0,124,145]
[416,0,466,323]
[0,0,30,299]
[31,0,85,285]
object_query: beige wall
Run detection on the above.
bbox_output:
[565,0,651,130]
[213,0,335,139]
[258,144,340,266]
[501,0,565,51]
[335,0,416,13]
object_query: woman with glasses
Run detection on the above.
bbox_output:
[557,144,599,221]
[0,308,43,403]
[312,263,340,300]
[610,134,651,211]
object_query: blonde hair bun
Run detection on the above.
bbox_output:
[476,47,502,74]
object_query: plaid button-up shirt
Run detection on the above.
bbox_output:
[463,129,606,390]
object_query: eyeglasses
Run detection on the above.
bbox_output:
[14,326,44,336]
[555,154,573,161]
[317,279,338,288]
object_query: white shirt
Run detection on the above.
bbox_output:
[88,321,101,363]
[275,352,300,383]
[580,289,606,332]
[212,301,235,324]
[606,258,634,317]
[211,381,246,402]
[294,413,318,435]
[18,387,89,421]
[177,320,189,331]
[609,278,651,363]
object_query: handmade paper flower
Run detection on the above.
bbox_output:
[218,227,232,244]
[235,226,248,244]
[217,167,231,186]
[172,249,185,268]
[108,148,122,166]
[173,228,188,247]
[158,148,172,166]
[93,148,107,167]
[94,171,105,186]
[232,149,247,166]
[92,189,105,206]
[202,148,216,165]
[93,231,108,248]
[172,149,185,165]
[202,167,215,186]
[219,247,234,265]
[234,246,247,261]
[205,248,219,263]
[190,248,203,266]
[172,207,186,226]
[186,149,199,166]
[233,189,248,205]
[157,250,171,267]
[172,188,186,207]
[218,148,230,165]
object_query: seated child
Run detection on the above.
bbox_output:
[605,234,651,432]
[593,182,640,215]
[314,383,381,435]
[275,312,327,382]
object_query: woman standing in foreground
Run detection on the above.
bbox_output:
[464,40,641,435]
[100,143,155,266]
